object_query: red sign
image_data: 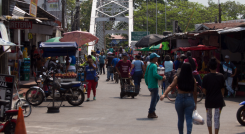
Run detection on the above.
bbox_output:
[9,21,32,29]
[5,77,13,83]
[48,0,58,3]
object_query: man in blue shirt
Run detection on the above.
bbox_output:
[96,49,100,54]
[99,52,106,75]
[216,55,237,97]
[174,55,180,70]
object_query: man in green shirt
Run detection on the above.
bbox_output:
[109,47,114,52]
[145,53,166,118]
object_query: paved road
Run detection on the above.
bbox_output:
[25,74,245,134]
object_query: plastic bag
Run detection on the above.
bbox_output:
[192,110,205,125]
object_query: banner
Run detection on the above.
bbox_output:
[29,0,38,17]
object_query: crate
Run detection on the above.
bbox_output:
[20,73,30,81]
[21,66,30,69]
[24,58,30,61]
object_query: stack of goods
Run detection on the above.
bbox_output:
[20,58,31,81]
[52,72,77,79]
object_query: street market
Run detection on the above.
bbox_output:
[0,0,245,133]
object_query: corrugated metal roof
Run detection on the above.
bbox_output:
[218,27,245,34]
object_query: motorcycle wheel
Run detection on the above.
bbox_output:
[15,99,32,117]
[26,88,44,106]
[67,89,85,106]
[237,105,245,126]
[4,122,16,134]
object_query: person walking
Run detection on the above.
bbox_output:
[215,55,237,97]
[96,48,100,54]
[160,63,197,134]
[84,55,98,101]
[163,55,173,90]
[176,54,186,76]
[130,55,145,92]
[99,52,106,75]
[145,53,166,118]
[184,51,202,87]
[106,52,114,81]
[174,55,180,70]
[96,54,100,73]
[202,57,225,134]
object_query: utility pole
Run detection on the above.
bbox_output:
[219,0,221,23]
[156,0,157,34]
[76,0,80,30]
[165,0,167,31]
[62,0,65,30]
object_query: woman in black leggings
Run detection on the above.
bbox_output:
[202,57,226,134]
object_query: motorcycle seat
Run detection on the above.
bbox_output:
[61,81,81,88]
[5,110,19,116]
[0,100,10,106]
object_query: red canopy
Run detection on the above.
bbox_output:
[171,45,217,53]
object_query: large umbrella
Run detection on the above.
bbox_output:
[59,31,99,47]
[135,34,166,47]
[135,47,151,51]
[46,37,61,42]
[171,45,218,53]
[149,43,162,50]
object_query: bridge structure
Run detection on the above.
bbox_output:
[88,0,133,54]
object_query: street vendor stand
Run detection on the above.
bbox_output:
[39,42,78,113]
[171,45,218,79]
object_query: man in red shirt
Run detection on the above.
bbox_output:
[116,53,131,85]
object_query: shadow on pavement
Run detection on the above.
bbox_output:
[224,97,244,103]
[110,97,137,99]
[136,118,157,121]
[139,95,151,97]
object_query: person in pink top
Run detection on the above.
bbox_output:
[184,51,202,87]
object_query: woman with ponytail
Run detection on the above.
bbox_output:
[184,51,202,86]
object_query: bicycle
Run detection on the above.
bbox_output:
[13,82,32,117]
[165,82,204,102]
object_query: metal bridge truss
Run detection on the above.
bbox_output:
[89,0,133,53]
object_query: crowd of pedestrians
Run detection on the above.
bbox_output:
[90,46,238,134]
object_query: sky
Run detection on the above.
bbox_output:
[188,0,245,6]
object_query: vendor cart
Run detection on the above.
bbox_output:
[120,78,139,99]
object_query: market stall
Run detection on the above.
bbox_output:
[171,45,218,79]
[39,42,78,82]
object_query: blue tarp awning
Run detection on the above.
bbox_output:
[40,42,78,57]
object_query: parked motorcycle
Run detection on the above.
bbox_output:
[26,67,85,107]
[236,101,245,126]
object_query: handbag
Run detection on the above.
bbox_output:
[130,67,135,76]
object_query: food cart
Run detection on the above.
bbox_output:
[39,42,78,82]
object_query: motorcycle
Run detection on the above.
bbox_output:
[26,67,85,107]
[236,101,245,126]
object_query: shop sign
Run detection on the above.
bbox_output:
[30,0,38,17]
[9,21,32,29]
[28,33,33,39]
[0,75,14,117]
[131,31,149,41]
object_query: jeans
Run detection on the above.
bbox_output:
[100,63,105,74]
[107,67,113,80]
[148,88,160,113]
[165,71,172,89]
[133,71,142,87]
[226,77,234,96]
[194,74,202,87]
[175,93,195,134]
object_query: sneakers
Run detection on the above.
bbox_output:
[106,79,110,81]
[148,112,158,118]
[93,97,96,100]
[87,98,90,101]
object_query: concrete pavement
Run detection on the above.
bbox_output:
[24,74,245,134]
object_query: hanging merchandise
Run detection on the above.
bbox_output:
[162,42,169,51]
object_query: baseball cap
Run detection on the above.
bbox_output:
[150,53,160,59]
[122,53,127,56]
[225,55,230,59]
